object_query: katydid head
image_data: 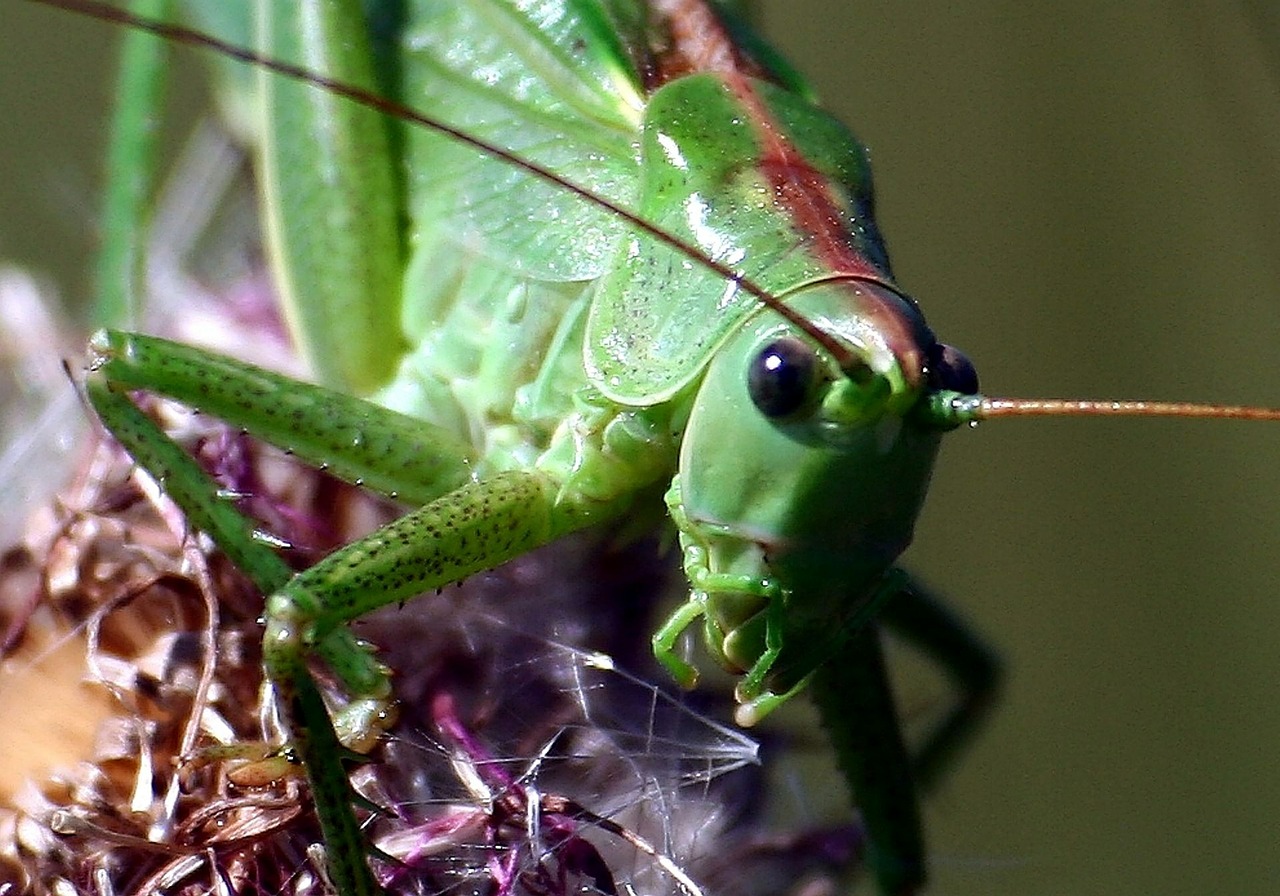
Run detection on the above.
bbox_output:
[675,278,979,698]
[675,264,1280,717]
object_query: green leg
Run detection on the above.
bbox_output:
[882,579,1003,794]
[84,376,295,596]
[85,331,598,894]
[651,596,707,688]
[86,371,385,895]
[94,0,172,328]
[263,475,591,889]
[811,624,923,896]
[810,574,1002,895]
[283,664,383,896]
[89,329,475,505]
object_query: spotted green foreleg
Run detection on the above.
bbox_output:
[259,469,592,739]
[84,364,383,895]
[87,332,602,892]
[261,469,594,806]
[84,372,295,595]
[89,329,474,504]
[259,470,589,881]
[265,469,582,656]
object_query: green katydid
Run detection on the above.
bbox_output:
[18,1,1280,894]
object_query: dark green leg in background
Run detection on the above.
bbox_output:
[810,575,1002,895]
[887,580,1003,793]
[812,624,923,895]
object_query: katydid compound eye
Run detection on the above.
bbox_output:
[748,337,822,418]
[927,342,979,394]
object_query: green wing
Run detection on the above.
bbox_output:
[395,1,889,410]
[382,0,654,437]
[400,0,646,282]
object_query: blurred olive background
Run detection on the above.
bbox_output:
[0,4,113,305]
[3,2,1280,894]
[760,3,1280,895]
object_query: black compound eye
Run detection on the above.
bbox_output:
[927,342,979,394]
[748,337,822,419]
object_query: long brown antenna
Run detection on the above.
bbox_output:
[977,398,1280,421]
[925,393,1280,428]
